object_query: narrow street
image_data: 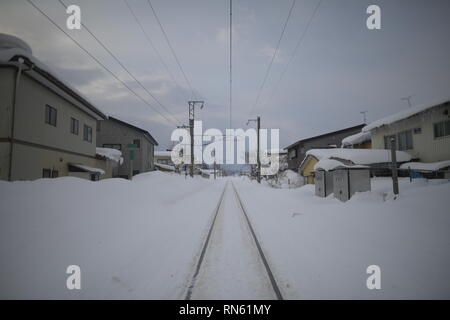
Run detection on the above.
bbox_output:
[189,182,277,300]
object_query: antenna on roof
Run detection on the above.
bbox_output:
[360,111,368,124]
[401,95,414,108]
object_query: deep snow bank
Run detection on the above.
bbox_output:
[0,172,226,299]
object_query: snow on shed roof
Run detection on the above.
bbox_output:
[362,98,450,132]
[305,148,412,165]
[341,131,371,147]
[314,159,369,171]
[399,160,450,172]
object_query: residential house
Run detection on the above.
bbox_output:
[0,34,109,181]
[341,131,372,149]
[363,98,450,162]
[96,117,158,179]
[285,124,365,171]
[299,148,412,184]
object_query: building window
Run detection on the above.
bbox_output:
[133,139,140,148]
[52,170,59,178]
[83,125,92,143]
[397,130,413,150]
[413,127,422,134]
[288,149,297,160]
[103,143,121,150]
[70,118,79,135]
[91,174,99,181]
[45,105,57,126]
[42,168,52,178]
[434,120,450,138]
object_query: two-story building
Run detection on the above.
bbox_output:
[363,99,450,162]
[284,124,365,171]
[0,34,109,181]
[96,117,158,179]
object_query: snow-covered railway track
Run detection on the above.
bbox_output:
[185,180,283,300]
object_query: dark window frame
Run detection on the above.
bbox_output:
[70,117,79,135]
[288,148,297,160]
[83,124,93,143]
[434,120,450,139]
[397,130,413,151]
[42,168,52,178]
[133,139,141,148]
[45,105,57,127]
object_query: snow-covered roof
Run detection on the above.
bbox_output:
[363,98,450,132]
[341,131,371,147]
[96,147,123,164]
[314,159,369,171]
[0,33,107,120]
[399,160,450,172]
[154,151,172,157]
[305,148,412,165]
[155,163,175,171]
[69,163,105,175]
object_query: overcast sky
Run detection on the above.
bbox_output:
[1,0,449,150]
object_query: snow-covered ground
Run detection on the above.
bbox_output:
[233,176,450,299]
[1,172,449,299]
[0,172,226,299]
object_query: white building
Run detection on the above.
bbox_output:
[363,99,450,162]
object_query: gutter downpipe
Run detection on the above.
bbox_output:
[8,59,32,181]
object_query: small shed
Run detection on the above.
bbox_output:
[313,159,344,197]
[332,167,371,202]
[314,170,334,197]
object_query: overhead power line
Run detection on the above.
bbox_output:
[123,0,190,102]
[57,0,182,125]
[248,0,297,118]
[26,0,178,126]
[147,0,198,100]
[264,0,323,108]
[229,0,232,129]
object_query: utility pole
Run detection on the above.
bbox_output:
[247,116,261,183]
[188,100,204,177]
[390,137,399,196]
[360,110,368,124]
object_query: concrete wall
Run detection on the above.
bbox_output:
[14,71,97,156]
[0,66,15,138]
[0,64,105,181]
[10,143,102,181]
[97,119,156,178]
[371,103,450,162]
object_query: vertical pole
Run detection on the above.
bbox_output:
[214,160,216,180]
[390,137,399,195]
[189,118,194,178]
[257,116,261,183]
[130,158,133,181]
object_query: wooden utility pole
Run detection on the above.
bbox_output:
[390,137,399,196]
[188,101,204,177]
[247,116,261,183]
[256,116,261,183]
